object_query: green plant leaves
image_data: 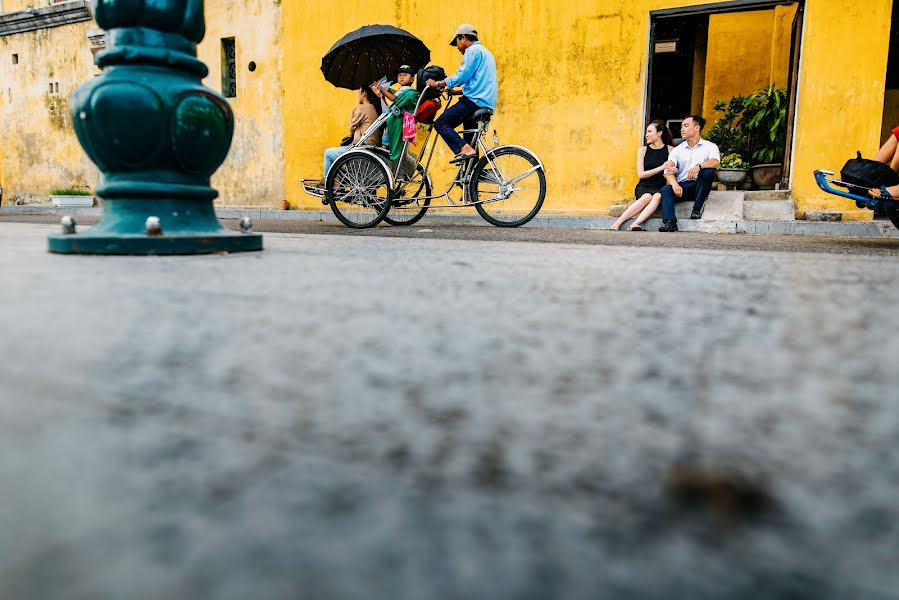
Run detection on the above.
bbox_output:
[708,85,787,166]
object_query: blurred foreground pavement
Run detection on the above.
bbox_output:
[1,222,897,599]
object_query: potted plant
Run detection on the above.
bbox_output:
[705,86,789,189]
[742,85,788,188]
[717,154,750,189]
[705,95,751,158]
[50,187,95,208]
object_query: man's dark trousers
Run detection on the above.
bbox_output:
[434,96,480,155]
[661,168,715,222]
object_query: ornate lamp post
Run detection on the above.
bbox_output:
[48,0,262,254]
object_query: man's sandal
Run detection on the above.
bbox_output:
[879,186,894,200]
[449,153,477,165]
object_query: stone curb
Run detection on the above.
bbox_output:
[3,205,898,238]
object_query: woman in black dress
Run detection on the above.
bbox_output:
[610,120,675,231]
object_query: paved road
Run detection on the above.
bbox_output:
[6,212,899,255]
[1,222,897,599]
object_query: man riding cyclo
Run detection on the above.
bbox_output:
[426,24,497,165]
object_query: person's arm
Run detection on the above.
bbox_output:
[685,147,721,179]
[637,147,650,179]
[663,148,678,182]
[431,47,483,90]
[371,82,397,102]
[664,148,683,196]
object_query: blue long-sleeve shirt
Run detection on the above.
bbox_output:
[444,42,497,109]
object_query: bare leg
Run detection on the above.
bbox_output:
[871,129,899,197]
[610,194,651,230]
[630,193,662,229]
[874,133,899,172]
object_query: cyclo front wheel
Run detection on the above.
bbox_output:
[469,146,546,228]
[384,164,431,226]
[326,152,393,229]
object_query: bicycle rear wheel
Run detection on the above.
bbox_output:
[384,165,432,226]
[470,147,546,228]
[326,152,393,229]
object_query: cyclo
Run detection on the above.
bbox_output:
[302,87,547,229]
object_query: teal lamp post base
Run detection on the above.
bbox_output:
[48,230,262,255]
[47,199,262,255]
[52,5,262,256]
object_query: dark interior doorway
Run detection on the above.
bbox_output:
[648,14,708,130]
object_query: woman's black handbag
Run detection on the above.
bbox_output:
[841,151,899,196]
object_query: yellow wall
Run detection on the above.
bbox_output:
[281,1,395,210]
[0,22,99,200]
[201,0,285,206]
[0,1,284,206]
[284,0,876,215]
[283,0,735,214]
[2,0,39,12]
[0,0,893,217]
[791,0,892,214]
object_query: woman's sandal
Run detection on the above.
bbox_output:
[627,224,643,231]
[608,225,620,231]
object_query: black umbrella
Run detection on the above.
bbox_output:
[321,24,430,90]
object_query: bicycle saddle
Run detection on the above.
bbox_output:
[472,108,494,122]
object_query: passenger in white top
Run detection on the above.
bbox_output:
[658,115,721,232]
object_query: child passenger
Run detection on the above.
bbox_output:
[373,65,419,166]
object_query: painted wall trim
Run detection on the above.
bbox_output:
[0,1,91,37]
[652,0,800,18]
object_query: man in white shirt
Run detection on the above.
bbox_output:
[658,115,721,232]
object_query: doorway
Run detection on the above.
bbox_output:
[646,0,804,188]
[649,15,707,126]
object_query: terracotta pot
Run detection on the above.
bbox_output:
[751,163,783,189]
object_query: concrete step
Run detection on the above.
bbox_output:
[692,191,744,221]
[621,190,795,222]
[745,190,792,201]
[743,200,795,221]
